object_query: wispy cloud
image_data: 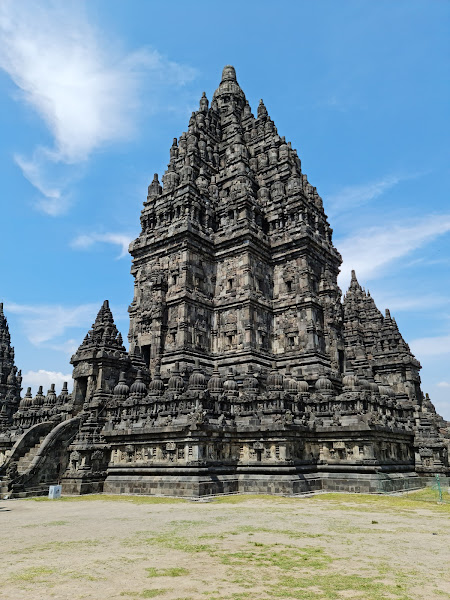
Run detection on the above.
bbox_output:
[71,232,134,259]
[0,1,196,215]
[409,334,450,358]
[437,381,450,388]
[21,370,73,395]
[5,300,128,349]
[337,214,450,286]
[5,301,100,345]
[14,150,76,215]
[406,256,450,268]
[372,293,449,313]
[46,339,80,356]
[326,173,423,216]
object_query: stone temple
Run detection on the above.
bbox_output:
[1,66,449,497]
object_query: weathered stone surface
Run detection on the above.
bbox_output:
[0,302,22,471]
[1,66,449,497]
[0,303,21,433]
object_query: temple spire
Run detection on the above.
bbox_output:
[221,65,237,81]
[148,173,162,199]
[212,64,245,109]
[257,98,268,118]
[72,300,126,359]
[350,269,361,290]
[0,302,21,431]
[199,91,209,112]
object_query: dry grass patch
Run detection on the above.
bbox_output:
[27,494,186,504]
[146,568,189,578]
[305,488,450,513]
[2,490,449,600]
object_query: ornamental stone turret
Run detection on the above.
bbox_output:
[343,271,422,404]
[71,300,129,410]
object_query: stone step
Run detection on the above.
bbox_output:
[22,451,37,462]
[16,436,47,474]
[9,482,59,499]
[18,462,31,472]
[0,477,11,496]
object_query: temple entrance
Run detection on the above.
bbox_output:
[141,344,151,369]
[74,376,88,407]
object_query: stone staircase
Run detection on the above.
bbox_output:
[0,435,48,497]
[1,417,81,498]
[0,477,9,497]
[16,437,46,474]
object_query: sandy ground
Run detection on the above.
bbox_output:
[0,492,449,600]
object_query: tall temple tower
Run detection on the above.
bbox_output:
[128,66,344,385]
[0,303,21,432]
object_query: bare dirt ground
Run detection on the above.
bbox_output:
[1,490,449,600]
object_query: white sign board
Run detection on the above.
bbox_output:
[48,485,62,499]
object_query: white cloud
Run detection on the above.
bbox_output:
[327,174,403,214]
[71,232,134,259]
[409,334,450,358]
[0,0,195,215]
[21,370,73,396]
[337,214,450,286]
[371,293,449,313]
[406,256,450,268]
[5,302,99,345]
[437,381,450,388]
[14,150,74,215]
[47,339,80,356]
[5,300,128,349]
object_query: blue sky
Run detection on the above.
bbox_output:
[0,1,449,417]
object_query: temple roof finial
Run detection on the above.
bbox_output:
[221,65,237,82]
[148,173,162,198]
[348,269,363,293]
[257,98,268,118]
[199,91,209,112]
[213,65,244,104]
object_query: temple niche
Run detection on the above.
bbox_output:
[0,66,449,498]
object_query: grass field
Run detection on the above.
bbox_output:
[1,489,449,600]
